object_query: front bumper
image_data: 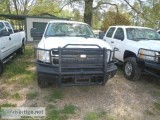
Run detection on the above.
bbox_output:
[35,45,117,86]
[137,48,160,78]
[36,62,117,86]
[143,61,160,78]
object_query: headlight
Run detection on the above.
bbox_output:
[37,50,50,63]
[139,49,156,61]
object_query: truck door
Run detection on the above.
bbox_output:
[4,22,15,52]
[103,27,116,49]
[0,22,11,59]
[112,27,125,61]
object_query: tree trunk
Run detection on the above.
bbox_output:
[84,0,93,26]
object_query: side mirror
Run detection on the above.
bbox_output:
[30,28,43,38]
[1,30,10,36]
[99,31,105,39]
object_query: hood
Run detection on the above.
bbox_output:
[38,37,112,50]
[138,40,160,51]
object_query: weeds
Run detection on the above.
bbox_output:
[2,46,35,86]
[27,92,38,100]
[154,102,160,111]
[11,92,21,100]
[48,90,64,101]
[84,111,114,120]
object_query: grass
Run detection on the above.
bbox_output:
[154,102,160,111]
[84,111,114,120]
[46,103,77,120]
[48,90,64,101]
[27,92,38,100]
[62,104,77,114]
[151,90,160,97]
[145,110,154,116]
[79,86,91,92]
[0,103,16,108]
[1,45,36,86]
[0,90,9,99]
[11,92,21,100]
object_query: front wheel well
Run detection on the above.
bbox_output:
[123,50,136,60]
[123,50,145,67]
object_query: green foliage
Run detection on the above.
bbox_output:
[154,102,160,111]
[0,90,9,99]
[84,111,114,120]
[1,46,36,86]
[48,90,64,101]
[46,103,77,120]
[143,2,160,28]
[92,9,103,29]
[145,110,154,116]
[11,92,21,100]
[0,103,16,108]
[27,92,38,100]
[0,0,10,14]
[62,104,77,114]
[72,8,83,21]
[101,11,131,31]
[28,1,60,16]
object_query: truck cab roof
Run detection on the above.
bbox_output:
[109,25,154,30]
[48,20,88,25]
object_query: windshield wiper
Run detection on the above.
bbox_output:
[151,38,160,40]
[45,34,70,37]
[76,34,92,38]
[54,34,70,37]
[132,38,149,41]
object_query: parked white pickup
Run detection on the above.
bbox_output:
[0,20,26,75]
[104,26,160,80]
[31,20,117,87]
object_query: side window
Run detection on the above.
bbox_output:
[0,22,7,37]
[114,28,124,40]
[106,27,115,38]
[4,22,13,34]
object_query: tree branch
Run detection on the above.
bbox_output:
[53,0,79,13]
[123,0,152,22]
[93,1,119,13]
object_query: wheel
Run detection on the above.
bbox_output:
[0,61,3,75]
[37,73,49,88]
[17,44,25,55]
[123,57,141,80]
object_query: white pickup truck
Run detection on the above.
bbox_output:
[104,26,160,80]
[0,20,26,75]
[31,20,117,88]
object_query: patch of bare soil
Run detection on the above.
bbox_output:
[0,71,160,120]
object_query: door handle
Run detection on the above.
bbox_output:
[111,41,114,43]
[9,37,11,40]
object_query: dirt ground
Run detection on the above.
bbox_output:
[0,45,160,120]
[1,69,160,120]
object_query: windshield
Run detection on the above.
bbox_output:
[126,28,160,41]
[45,22,95,38]
[0,22,5,32]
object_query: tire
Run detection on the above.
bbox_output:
[37,73,49,88]
[17,44,25,55]
[123,57,141,81]
[0,61,3,76]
